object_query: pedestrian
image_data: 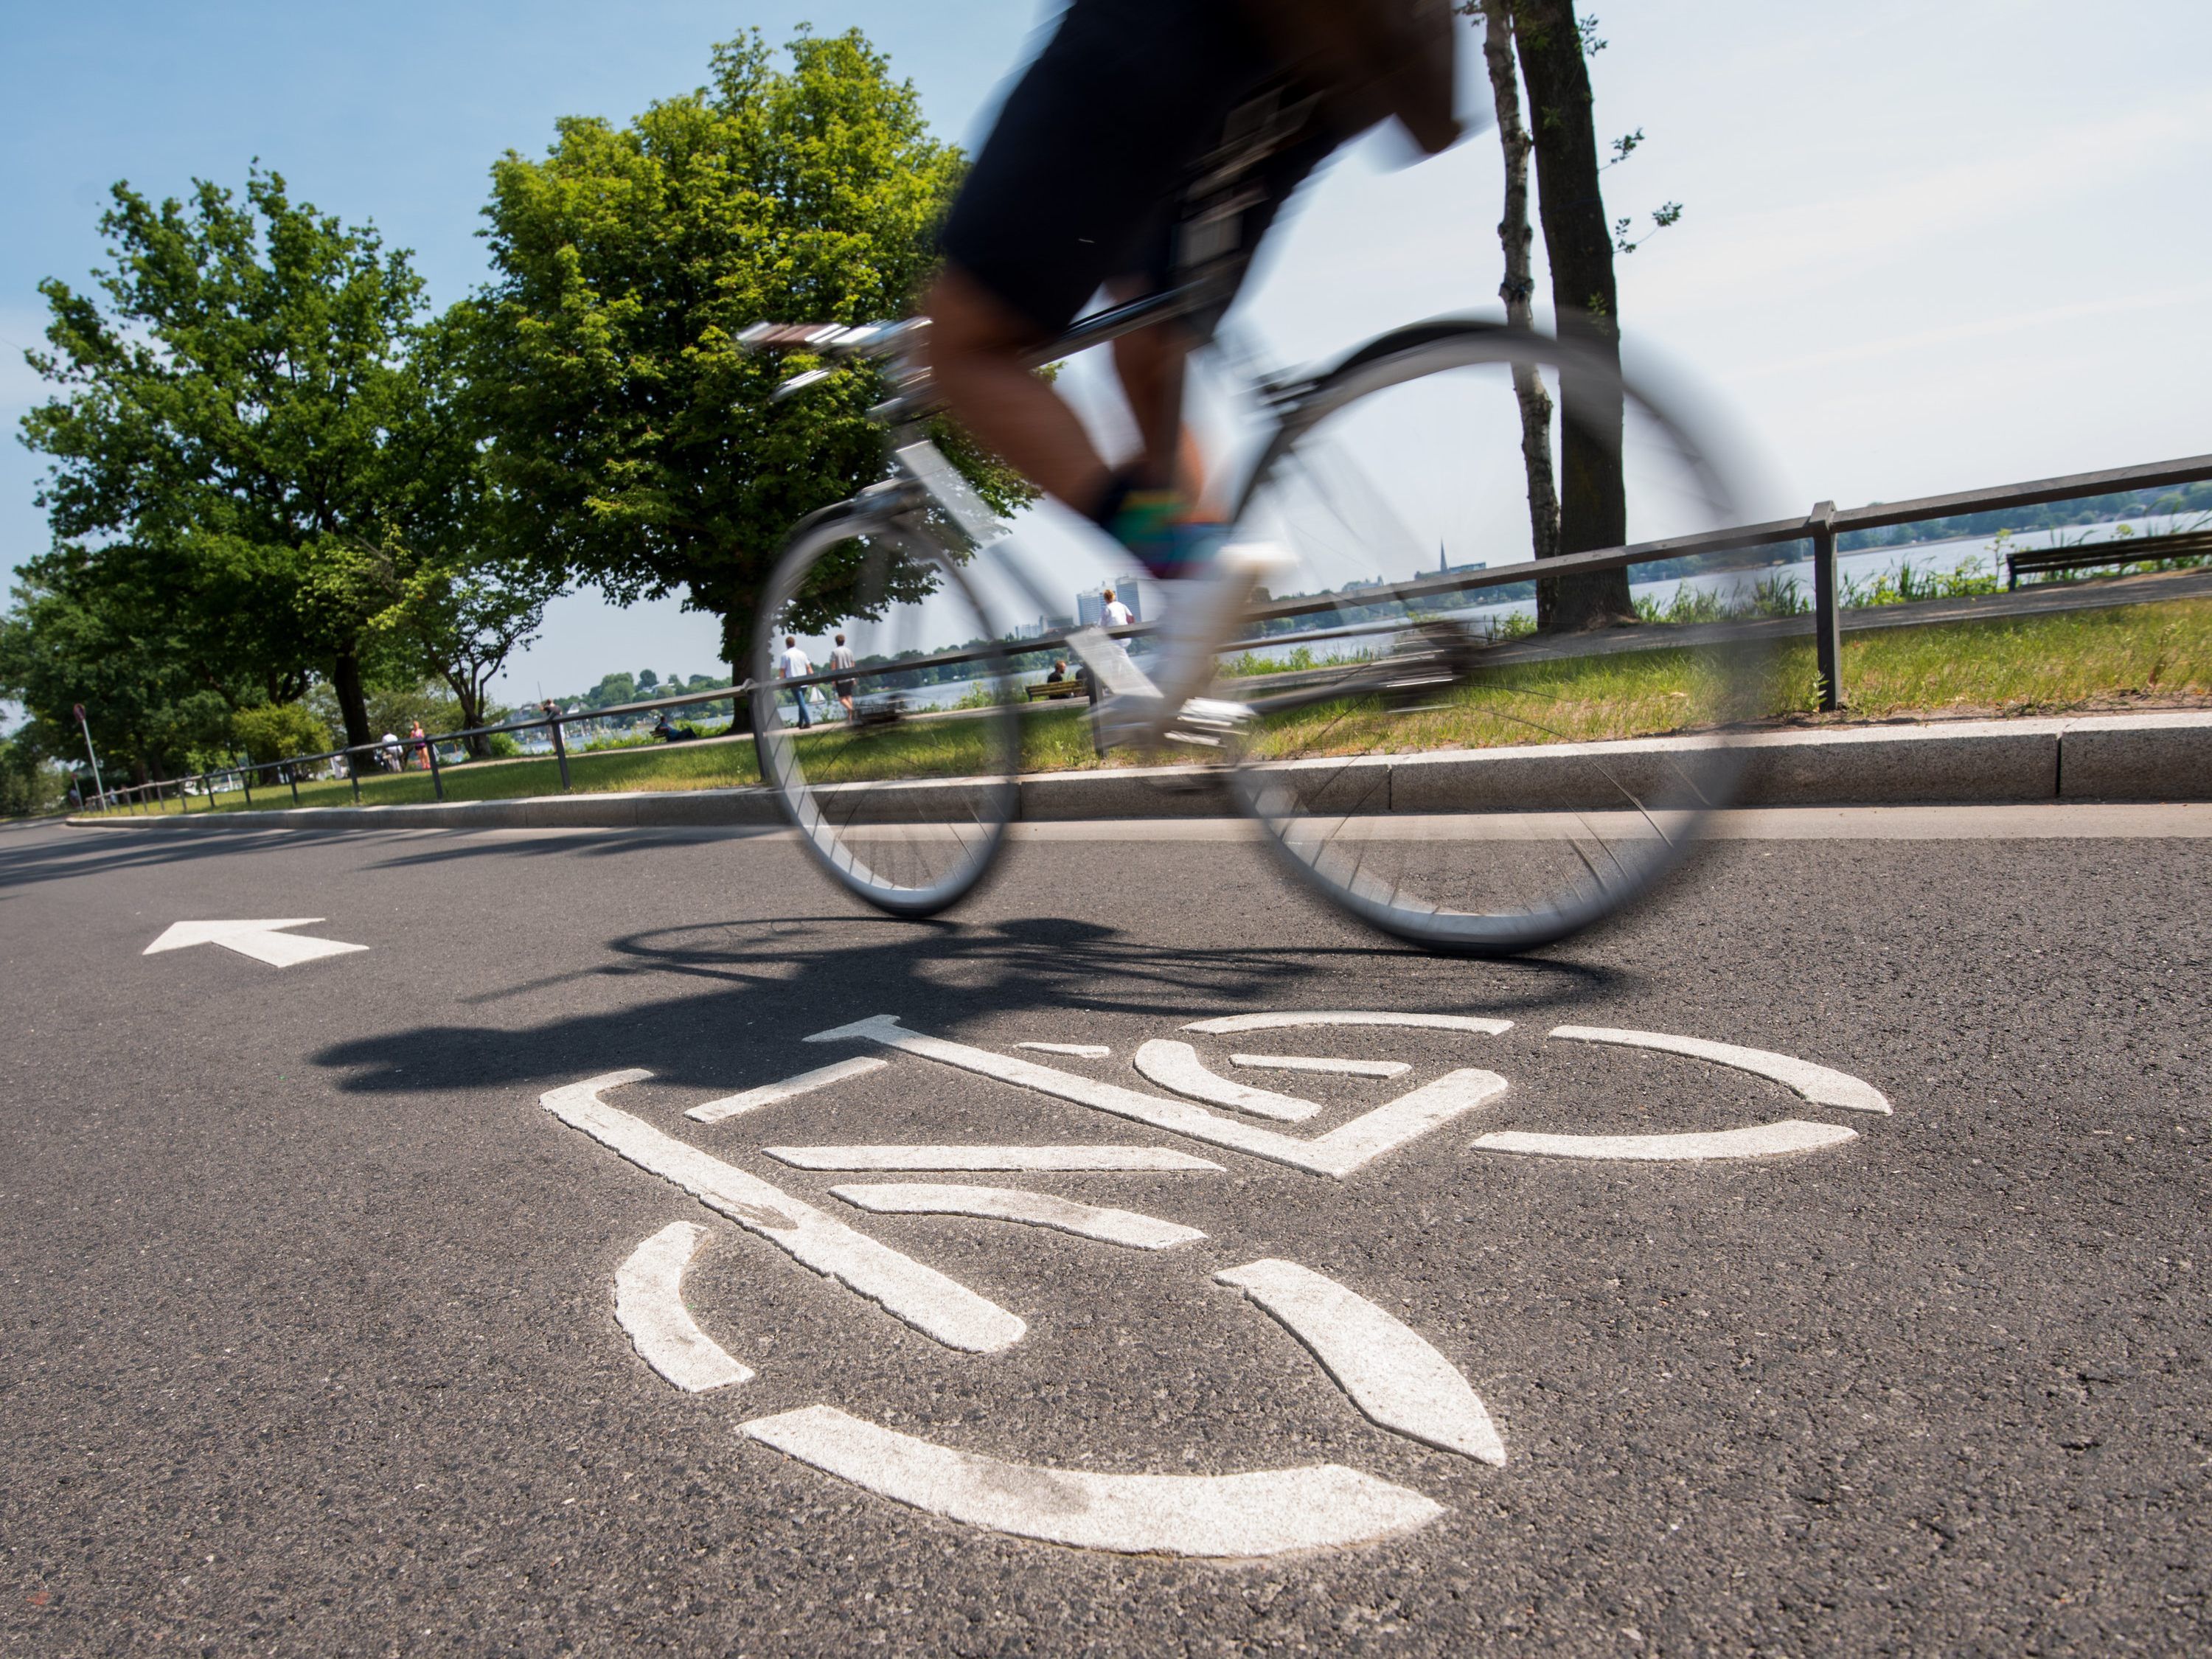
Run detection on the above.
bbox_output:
[408,719,431,770]
[1046,658,1068,684]
[830,631,858,717]
[1101,586,1133,628]
[778,635,814,728]
[379,731,403,772]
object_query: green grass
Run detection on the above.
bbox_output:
[89,598,2212,817]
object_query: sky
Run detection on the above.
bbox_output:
[4,0,2208,706]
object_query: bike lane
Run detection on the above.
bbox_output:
[2,815,2206,1654]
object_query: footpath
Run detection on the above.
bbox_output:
[66,709,2212,832]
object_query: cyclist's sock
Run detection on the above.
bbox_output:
[1096,480,1225,581]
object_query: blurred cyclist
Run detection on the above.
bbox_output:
[926,0,1461,583]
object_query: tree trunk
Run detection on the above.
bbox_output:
[1481,4,1560,567]
[1512,0,1634,630]
[330,647,373,750]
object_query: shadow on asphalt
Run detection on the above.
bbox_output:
[310,910,1627,1098]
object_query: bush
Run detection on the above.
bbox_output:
[0,737,66,817]
[231,701,333,765]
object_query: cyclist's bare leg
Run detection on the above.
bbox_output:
[1103,279,1206,505]
[923,266,1112,514]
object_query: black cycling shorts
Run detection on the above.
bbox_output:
[939,0,1332,338]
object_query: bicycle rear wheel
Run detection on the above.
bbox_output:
[751,507,1020,917]
[1225,322,1788,954]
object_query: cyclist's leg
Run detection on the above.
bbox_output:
[928,0,1272,523]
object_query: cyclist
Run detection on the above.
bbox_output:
[925,0,1461,583]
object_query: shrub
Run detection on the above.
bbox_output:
[231,701,333,765]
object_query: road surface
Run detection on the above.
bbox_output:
[1,809,2207,1654]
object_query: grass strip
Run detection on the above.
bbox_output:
[102,597,2212,818]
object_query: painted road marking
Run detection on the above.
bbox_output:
[1549,1026,1892,1115]
[143,918,367,968]
[740,1406,1445,1557]
[1016,1043,1111,1058]
[804,1015,1506,1178]
[542,1071,1025,1353]
[1132,1040,1320,1122]
[763,1145,1222,1172]
[830,1184,1205,1251]
[1183,1012,1514,1037]
[613,1222,753,1392]
[1231,1054,1411,1078]
[686,1057,890,1124]
[1217,1259,1506,1465]
[1472,1119,1858,1161]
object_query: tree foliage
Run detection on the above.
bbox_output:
[476,27,1013,669]
[18,170,431,744]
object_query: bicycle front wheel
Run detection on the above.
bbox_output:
[751,508,1020,917]
[1226,322,1787,955]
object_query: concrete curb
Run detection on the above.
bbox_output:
[67,712,2212,833]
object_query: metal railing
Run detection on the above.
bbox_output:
[69,449,2212,815]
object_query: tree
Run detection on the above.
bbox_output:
[1509,0,1635,628]
[352,303,565,754]
[476,27,1027,678]
[0,574,236,782]
[19,170,428,745]
[1474,4,1561,566]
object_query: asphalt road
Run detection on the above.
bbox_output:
[2,810,2208,1656]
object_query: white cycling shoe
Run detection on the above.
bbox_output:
[1079,540,1294,751]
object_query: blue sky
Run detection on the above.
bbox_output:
[6,1,2208,703]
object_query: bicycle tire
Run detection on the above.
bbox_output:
[751,506,1020,917]
[1225,321,1773,956]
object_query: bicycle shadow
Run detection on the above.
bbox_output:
[312,909,1631,1099]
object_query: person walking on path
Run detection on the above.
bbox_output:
[778,636,815,729]
[829,633,858,718]
[1100,587,1133,628]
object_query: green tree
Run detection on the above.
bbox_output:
[0,574,237,782]
[476,27,1023,676]
[19,170,428,745]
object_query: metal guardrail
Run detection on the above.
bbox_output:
[71,451,2212,815]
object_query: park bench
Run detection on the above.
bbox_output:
[1025,679,1089,702]
[2007,529,2212,589]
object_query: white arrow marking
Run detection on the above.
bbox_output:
[1472,1119,1858,1161]
[830,1183,1205,1251]
[614,1222,753,1392]
[143,919,367,968]
[1133,1040,1320,1121]
[1549,1026,1892,1114]
[804,1015,1506,1179]
[740,1405,1444,1557]
[1217,1259,1506,1465]
[542,1071,1024,1353]
[686,1057,888,1124]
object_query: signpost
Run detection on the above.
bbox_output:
[73,703,107,812]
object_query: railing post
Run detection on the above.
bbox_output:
[288,763,300,807]
[347,746,361,804]
[549,712,571,791]
[239,760,253,810]
[1809,500,1843,712]
[426,739,445,801]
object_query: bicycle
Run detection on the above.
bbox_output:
[740,150,1780,956]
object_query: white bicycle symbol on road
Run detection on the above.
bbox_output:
[543,1009,1891,1558]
